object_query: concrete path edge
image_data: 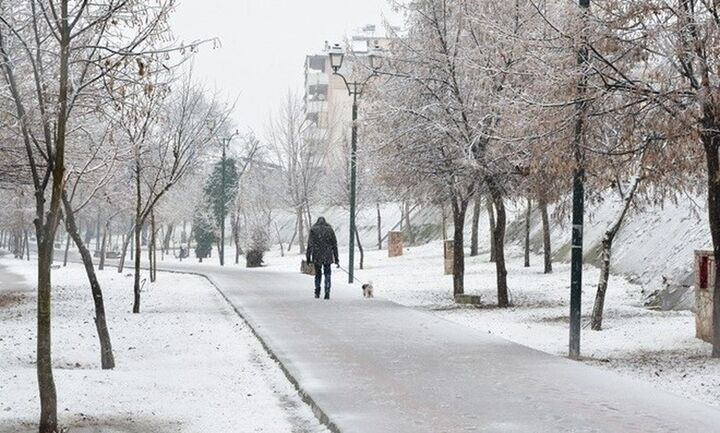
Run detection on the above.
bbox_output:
[159,268,342,433]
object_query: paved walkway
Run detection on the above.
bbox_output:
[0,252,29,294]
[154,262,720,433]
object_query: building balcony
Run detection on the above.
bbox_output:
[305,71,329,87]
[305,99,327,114]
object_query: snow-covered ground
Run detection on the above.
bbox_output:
[262,241,720,408]
[0,255,328,433]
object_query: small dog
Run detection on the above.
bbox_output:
[362,281,374,298]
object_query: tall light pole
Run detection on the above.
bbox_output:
[570,0,590,360]
[219,130,239,266]
[328,43,383,284]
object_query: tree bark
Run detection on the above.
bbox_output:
[591,174,642,331]
[404,201,414,245]
[274,222,285,257]
[524,198,531,268]
[24,229,30,261]
[83,222,92,245]
[441,204,448,240]
[163,224,173,256]
[133,178,142,314]
[376,202,382,250]
[539,196,552,274]
[488,179,509,307]
[591,235,612,331]
[297,209,306,254]
[37,235,57,433]
[701,125,720,357]
[150,210,157,283]
[486,197,497,262]
[451,196,470,296]
[470,194,481,256]
[232,213,243,264]
[62,194,115,369]
[286,222,297,253]
[355,225,364,270]
[117,222,134,274]
[94,210,101,254]
[63,233,70,267]
[98,222,108,271]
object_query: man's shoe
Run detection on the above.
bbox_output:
[324,291,330,300]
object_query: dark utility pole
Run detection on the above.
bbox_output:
[348,91,358,283]
[570,0,590,360]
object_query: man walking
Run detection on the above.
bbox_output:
[306,217,339,299]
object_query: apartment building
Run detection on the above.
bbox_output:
[303,25,398,160]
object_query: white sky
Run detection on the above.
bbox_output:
[170,0,401,136]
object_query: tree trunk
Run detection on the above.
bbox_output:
[24,229,30,261]
[488,180,508,307]
[63,233,70,267]
[355,225,364,270]
[37,233,57,433]
[13,230,19,258]
[150,211,157,283]
[376,202,382,250]
[703,127,720,358]
[539,196,552,274]
[163,224,173,256]
[470,194,481,256]
[404,201,414,245]
[133,217,142,314]
[133,160,142,313]
[274,222,285,257]
[451,196,469,296]
[305,202,313,236]
[441,204,448,240]
[286,221,297,253]
[98,222,108,271]
[232,213,243,264]
[591,174,643,331]
[524,198,532,268]
[486,197,497,262]
[297,209,306,254]
[117,222,134,273]
[591,235,612,331]
[62,194,115,369]
[94,210,101,254]
[84,223,92,245]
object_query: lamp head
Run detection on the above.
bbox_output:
[329,43,345,72]
[368,44,384,71]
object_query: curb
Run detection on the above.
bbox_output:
[156,267,343,433]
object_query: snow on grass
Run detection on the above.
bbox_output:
[262,241,720,408]
[0,256,329,433]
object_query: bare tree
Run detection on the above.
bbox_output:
[267,91,331,255]
[112,69,229,313]
[0,1,195,430]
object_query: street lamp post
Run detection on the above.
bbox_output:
[219,130,239,266]
[328,43,382,284]
[569,0,590,359]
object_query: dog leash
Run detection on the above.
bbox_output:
[336,265,367,285]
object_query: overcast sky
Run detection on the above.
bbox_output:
[170,0,401,137]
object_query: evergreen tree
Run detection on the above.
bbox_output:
[193,206,217,262]
[204,158,240,228]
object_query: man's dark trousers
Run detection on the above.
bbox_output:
[314,263,332,298]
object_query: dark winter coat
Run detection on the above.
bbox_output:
[306,217,339,266]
